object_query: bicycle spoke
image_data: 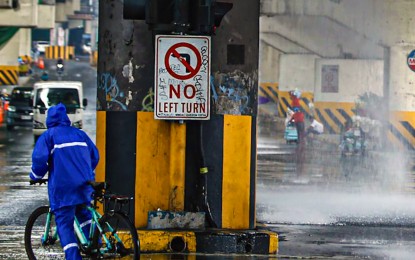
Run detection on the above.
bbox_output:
[25,206,65,260]
[26,182,140,260]
[93,212,139,259]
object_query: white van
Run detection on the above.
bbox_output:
[32,81,87,142]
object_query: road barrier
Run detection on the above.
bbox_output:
[45,46,75,60]
[0,65,18,86]
[259,82,415,149]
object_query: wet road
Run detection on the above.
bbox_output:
[0,58,97,259]
[256,130,415,259]
[2,59,415,259]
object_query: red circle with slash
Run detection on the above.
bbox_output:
[165,42,202,80]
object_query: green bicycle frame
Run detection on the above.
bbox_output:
[73,206,104,248]
[42,208,58,244]
[42,205,127,254]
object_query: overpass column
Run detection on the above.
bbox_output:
[0,28,20,88]
[388,44,415,149]
[96,0,278,254]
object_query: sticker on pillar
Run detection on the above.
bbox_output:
[154,35,211,120]
[407,50,415,72]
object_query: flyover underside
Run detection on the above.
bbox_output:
[260,15,383,59]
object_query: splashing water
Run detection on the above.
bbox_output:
[256,138,415,226]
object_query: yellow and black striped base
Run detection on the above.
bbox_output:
[389,111,415,150]
[259,82,415,149]
[0,65,18,86]
[137,229,278,254]
[45,46,75,60]
[90,51,98,67]
[259,82,279,104]
[95,111,278,254]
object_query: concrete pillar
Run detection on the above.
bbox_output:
[388,44,415,149]
[0,28,20,87]
[382,47,390,149]
[18,28,32,58]
[96,0,277,255]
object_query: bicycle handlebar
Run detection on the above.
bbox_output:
[29,179,48,185]
[29,179,130,213]
[29,179,109,192]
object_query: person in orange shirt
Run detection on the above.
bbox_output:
[290,91,301,108]
[291,107,305,143]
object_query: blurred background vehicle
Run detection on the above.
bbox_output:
[6,86,34,130]
[34,41,50,55]
[32,81,87,142]
[82,42,91,55]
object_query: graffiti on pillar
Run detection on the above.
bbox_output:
[210,70,257,115]
[121,58,146,84]
[122,59,135,83]
[98,72,128,111]
[142,88,154,112]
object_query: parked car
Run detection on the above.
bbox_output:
[35,41,50,54]
[82,42,92,55]
[6,86,34,130]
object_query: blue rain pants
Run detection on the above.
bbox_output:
[54,204,92,260]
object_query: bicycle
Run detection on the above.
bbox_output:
[24,179,140,259]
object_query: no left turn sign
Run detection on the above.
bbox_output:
[165,42,202,80]
[155,35,211,120]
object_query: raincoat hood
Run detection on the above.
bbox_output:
[46,103,71,128]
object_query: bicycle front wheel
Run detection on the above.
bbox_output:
[92,212,140,259]
[24,206,64,260]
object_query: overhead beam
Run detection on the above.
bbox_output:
[261,32,319,56]
[261,15,384,59]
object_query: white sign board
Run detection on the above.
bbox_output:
[155,35,211,120]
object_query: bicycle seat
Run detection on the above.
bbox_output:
[106,194,131,204]
[88,181,109,191]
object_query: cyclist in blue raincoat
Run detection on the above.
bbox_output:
[30,103,99,260]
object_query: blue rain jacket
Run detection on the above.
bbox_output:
[30,103,99,211]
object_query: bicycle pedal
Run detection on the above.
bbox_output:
[116,242,131,256]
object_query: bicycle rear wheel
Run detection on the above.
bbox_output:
[92,212,140,259]
[24,206,64,260]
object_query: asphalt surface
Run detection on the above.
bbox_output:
[256,130,415,259]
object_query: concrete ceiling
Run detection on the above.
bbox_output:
[260,14,384,59]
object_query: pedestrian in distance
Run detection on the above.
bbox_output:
[308,97,315,116]
[289,107,306,174]
[40,71,49,81]
[305,116,324,136]
[290,107,305,143]
[29,103,99,260]
[289,90,301,108]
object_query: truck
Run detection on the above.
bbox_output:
[32,81,87,143]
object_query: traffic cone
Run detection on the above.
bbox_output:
[38,57,45,70]
[0,100,3,125]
